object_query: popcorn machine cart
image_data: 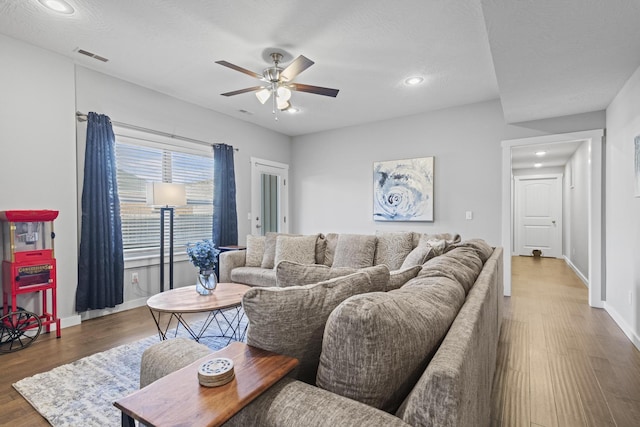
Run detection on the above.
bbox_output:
[1,210,61,353]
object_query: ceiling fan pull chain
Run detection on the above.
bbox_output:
[272,92,278,121]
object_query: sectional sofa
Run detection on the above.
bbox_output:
[140,232,503,426]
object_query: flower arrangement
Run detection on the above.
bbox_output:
[186,240,220,272]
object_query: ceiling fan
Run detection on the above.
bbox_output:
[216,52,339,117]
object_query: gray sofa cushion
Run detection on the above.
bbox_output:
[243,265,389,385]
[332,234,377,268]
[261,232,301,269]
[230,266,276,287]
[140,338,211,388]
[419,247,483,293]
[275,261,360,288]
[274,235,317,267]
[446,238,494,263]
[316,279,466,413]
[322,233,339,266]
[400,240,435,269]
[315,233,327,265]
[374,231,414,270]
[388,265,422,291]
[245,234,265,267]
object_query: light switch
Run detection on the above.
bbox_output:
[465,211,473,220]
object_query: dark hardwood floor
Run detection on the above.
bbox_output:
[1,256,639,426]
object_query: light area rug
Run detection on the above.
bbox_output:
[13,313,247,427]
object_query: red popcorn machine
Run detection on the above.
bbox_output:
[1,210,61,353]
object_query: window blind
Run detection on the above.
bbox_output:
[114,138,214,254]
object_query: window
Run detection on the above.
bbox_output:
[113,129,213,258]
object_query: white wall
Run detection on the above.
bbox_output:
[605,63,640,348]
[563,142,589,281]
[291,100,505,244]
[0,34,78,326]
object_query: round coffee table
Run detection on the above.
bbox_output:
[146,282,251,343]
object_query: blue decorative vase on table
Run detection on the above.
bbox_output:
[186,240,221,296]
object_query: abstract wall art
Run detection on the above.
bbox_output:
[373,156,434,221]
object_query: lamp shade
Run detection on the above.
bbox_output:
[146,182,187,207]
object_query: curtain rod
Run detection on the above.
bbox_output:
[75,111,238,151]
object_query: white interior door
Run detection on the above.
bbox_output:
[515,174,563,258]
[250,158,289,236]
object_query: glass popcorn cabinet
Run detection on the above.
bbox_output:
[1,210,61,353]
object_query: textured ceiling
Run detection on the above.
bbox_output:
[1,0,639,138]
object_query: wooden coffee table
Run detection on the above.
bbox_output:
[114,342,298,427]
[146,282,251,343]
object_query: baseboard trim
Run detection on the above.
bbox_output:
[563,255,588,287]
[79,297,149,322]
[604,302,640,352]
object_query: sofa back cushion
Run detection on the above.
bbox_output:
[419,246,484,294]
[332,234,377,268]
[261,233,300,269]
[243,264,390,384]
[374,231,414,270]
[275,262,355,288]
[388,265,422,291]
[316,278,465,413]
[322,233,339,266]
[245,235,265,267]
[274,235,317,267]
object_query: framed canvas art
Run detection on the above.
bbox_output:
[373,156,434,221]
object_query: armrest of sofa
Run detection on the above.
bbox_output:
[223,377,411,427]
[219,250,247,283]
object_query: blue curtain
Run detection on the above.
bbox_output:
[76,112,124,312]
[212,144,238,247]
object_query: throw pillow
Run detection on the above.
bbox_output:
[316,282,465,413]
[388,265,422,291]
[242,266,389,385]
[332,234,377,268]
[373,231,414,270]
[400,241,435,269]
[322,233,339,266]
[274,235,317,268]
[245,235,266,267]
[261,233,301,269]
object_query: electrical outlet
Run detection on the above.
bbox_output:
[465,211,473,220]
[131,272,139,286]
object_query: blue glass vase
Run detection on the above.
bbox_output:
[196,269,217,295]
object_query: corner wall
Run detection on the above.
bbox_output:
[605,63,640,348]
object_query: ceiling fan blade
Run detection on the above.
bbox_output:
[280,55,315,81]
[290,83,339,97]
[215,60,263,80]
[220,86,265,96]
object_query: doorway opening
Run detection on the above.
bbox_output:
[501,130,604,308]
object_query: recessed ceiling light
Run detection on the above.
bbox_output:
[535,151,547,156]
[404,76,424,86]
[534,163,543,168]
[37,0,75,14]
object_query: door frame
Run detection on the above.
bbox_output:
[501,129,604,308]
[514,173,563,258]
[250,157,289,235]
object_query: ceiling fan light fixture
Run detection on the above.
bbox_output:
[277,99,291,111]
[277,86,292,102]
[255,88,271,104]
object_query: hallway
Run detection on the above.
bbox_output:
[491,256,640,426]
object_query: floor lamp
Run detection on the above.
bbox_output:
[147,182,187,292]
